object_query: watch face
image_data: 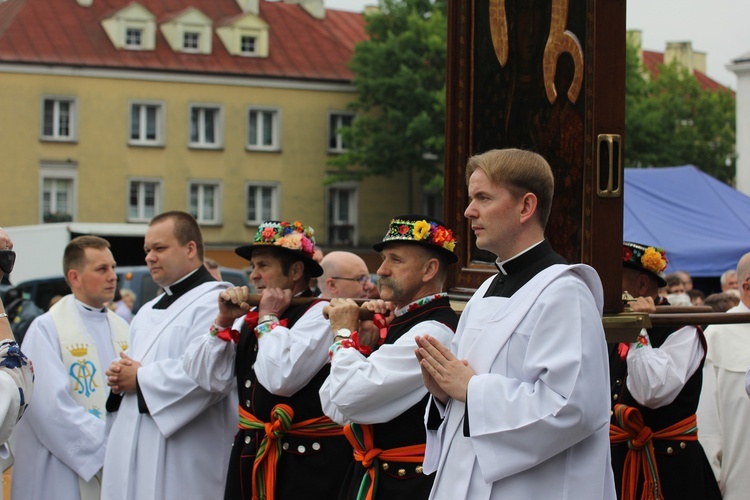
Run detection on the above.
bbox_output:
[336,328,352,338]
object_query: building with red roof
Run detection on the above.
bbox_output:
[0,0,410,264]
[628,30,733,94]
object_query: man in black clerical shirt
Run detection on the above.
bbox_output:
[101,211,235,500]
[415,149,615,498]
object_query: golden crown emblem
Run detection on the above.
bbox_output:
[67,343,89,357]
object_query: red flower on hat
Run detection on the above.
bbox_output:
[398,225,409,235]
[623,247,633,262]
[261,227,276,241]
[433,227,454,246]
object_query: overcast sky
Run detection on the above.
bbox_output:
[323,0,750,89]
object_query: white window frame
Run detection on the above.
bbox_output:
[245,182,280,225]
[188,103,223,149]
[128,100,166,146]
[125,27,143,48]
[40,96,78,142]
[246,106,281,151]
[327,111,355,154]
[240,35,257,55]
[183,31,200,51]
[188,180,222,225]
[326,182,359,246]
[39,162,78,223]
[127,178,163,222]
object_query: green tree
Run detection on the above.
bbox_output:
[327,0,447,198]
[625,39,736,183]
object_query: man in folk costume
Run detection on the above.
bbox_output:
[319,215,459,500]
[415,148,616,499]
[12,236,129,500]
[183,220,352,500]
[101,211,235,500]
[609,242,720,499]
[697,251,750,499]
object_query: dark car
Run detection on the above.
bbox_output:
[116,265,248,313]
[5,265,248,315]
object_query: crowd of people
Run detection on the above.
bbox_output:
[1,147,749,499]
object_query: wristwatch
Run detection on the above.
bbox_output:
[334,328,353,339]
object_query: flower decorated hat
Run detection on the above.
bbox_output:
[622,241,668,287]
[373,215,458,264]
[235,220,323,277]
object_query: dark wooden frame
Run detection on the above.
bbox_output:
[443,0,627,313]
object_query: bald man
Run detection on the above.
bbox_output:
[318,251,374,299]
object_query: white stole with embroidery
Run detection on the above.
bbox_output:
[51,294,129,500]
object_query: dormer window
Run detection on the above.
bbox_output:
[241,35,256,55]
[183,32,200,51]
[216,13,269,58]
[125,28,143,48]
[160,8,213,55]
[101,3,156,51]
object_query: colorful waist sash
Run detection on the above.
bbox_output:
[344,422,426,500]
[238,404,344,500]
[610,404,698,500]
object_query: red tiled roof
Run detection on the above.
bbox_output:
[642,50,733,94]
[0,0,367,83]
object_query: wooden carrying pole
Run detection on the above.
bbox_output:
[237,296,750,334]
[233,295,378,320]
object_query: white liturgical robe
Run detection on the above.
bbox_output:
[697,301,750,499]
[424,264,616,499]
[12,300,126,500]
[101,280,236,500]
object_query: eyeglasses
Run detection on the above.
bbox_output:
[331,275,370,285]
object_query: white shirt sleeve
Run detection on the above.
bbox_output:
[625,325,704,408]
[254,301,331,397]
[183,318,242,393]
[745,365,750,398]
[0,339,33,446]
[320,320,454,425]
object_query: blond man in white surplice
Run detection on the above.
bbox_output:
[12,236,129,500]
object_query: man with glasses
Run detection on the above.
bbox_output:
[320,215,459,500]
[318,251,374,299]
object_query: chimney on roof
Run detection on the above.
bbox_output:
[626,30,643,64]
[235,0,259,15]
[665,41,707,75]
[283,0,325,20]
[364,5,380,16]
[77,0,93,6]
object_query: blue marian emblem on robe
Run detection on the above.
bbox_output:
[70,358,99,397]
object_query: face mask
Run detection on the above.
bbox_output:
[0,250,16,275]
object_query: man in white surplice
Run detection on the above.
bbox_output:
[101,211,235,500]
[415,149,616,499]
[12,236,129,500]
[697,251,750,499]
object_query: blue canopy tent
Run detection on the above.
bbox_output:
[624,165,750,278]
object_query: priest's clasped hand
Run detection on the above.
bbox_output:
[415,334,474,404]
[106,351,141,394]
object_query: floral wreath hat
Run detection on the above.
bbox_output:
[373,214,458,264]
[235,220,323,277]
[622,241,668,287]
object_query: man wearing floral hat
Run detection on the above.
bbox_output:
[319,214,459,500]
[609,241,720,499]
[184,220,351,500]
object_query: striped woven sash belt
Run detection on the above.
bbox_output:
[238,404,344,500]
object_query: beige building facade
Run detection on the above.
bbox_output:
[0,0,413,263]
